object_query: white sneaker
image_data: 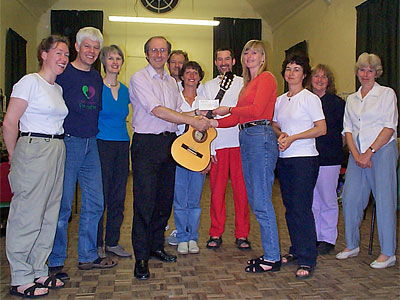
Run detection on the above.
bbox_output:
[166,230,178,246]
[336,247,360,260]
[188,240,200,254]
[177,242,188,254]
[370,255,396,269]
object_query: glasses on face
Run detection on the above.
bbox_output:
[150,48,167,54]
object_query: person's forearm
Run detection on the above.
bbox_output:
[369,127,394,152]
[152,106,195,126]
[2,122,18,160]
[290,120,326,142]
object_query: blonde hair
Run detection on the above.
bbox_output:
[354,52,383,78]
[241,40,268,88]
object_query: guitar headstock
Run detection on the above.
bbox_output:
[220,71,234,91]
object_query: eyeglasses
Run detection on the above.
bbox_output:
[150,48,167,54]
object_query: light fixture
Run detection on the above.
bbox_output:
[109,16,220,26]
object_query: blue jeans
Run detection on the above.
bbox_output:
[49,135,104,265]
[239,124,280,261]
[173,165,205,243]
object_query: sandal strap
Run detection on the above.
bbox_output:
[24,283,45,296]
[43,276,57,288]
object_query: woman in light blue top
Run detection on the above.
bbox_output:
[96,45,131,258]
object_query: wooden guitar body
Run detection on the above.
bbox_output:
[171,126,217,172]
[171,71,234,172]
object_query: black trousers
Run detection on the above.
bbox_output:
[131,133,177,260]
[97,139,130,247]
[277,156,319,267]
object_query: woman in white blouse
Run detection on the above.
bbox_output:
[336,53,398,269]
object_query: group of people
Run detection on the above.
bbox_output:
[2,25,398,297]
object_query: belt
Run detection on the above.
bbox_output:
[20,132,64,139]
[239,120,270,130]
[158,131,176,136]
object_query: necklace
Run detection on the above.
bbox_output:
[104,81,118,87]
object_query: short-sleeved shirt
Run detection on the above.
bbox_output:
[97,82,130,141]
[11,73,68,135]
[56,63,103,138]
[343,82,398,153]
[316,93,345,165]
[273,88,325,158]
[129,64,181,134]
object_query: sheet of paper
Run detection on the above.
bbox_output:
[199,99,219,110]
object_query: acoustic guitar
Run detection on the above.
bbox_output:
[171,72,234,172]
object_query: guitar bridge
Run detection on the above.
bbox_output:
[181,143,203,158]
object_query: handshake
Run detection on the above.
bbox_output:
[191,105,232,131]
[191,115,218,132]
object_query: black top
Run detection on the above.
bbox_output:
[316,93,345,166]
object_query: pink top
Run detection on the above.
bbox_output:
[218,71,277,128]
[129,64,182,134]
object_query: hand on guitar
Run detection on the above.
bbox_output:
[213,106,231,116]
[191,116,211,132]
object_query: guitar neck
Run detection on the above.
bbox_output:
[215,89,227,102]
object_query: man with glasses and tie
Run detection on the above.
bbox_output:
[129,36,211,280]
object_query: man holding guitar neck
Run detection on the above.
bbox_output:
[203,48,251,250]
[128,36,211,280]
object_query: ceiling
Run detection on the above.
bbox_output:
[18,0,317,30]
[246,0,315,30]
[18,0,58,18]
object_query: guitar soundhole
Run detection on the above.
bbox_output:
[192,130,207,143]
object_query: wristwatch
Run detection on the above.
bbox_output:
[369,146,376,153]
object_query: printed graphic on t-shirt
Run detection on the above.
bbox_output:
[80,85,97,109]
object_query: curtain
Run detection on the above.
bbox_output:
[51,10,103,72]
[213,17,261,77]
[283,40,308,92]
[356,0,399,117]
[5,28,27,107]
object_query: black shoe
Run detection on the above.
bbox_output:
[48,266,70,281]
[317,241,335,255]
[150,250,177,262]
[134,260,149,280]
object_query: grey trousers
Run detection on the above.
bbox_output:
[342,140,398,256]
[6,136,65,286]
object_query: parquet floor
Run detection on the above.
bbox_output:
[1,175,399,300]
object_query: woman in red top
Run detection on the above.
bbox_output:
[212,40,280,273]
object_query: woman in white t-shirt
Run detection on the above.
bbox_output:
[272,53,326,279]
[3,35,69,298]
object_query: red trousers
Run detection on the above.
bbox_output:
[209,147,250,238]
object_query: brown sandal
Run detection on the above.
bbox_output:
[78,257,118,270]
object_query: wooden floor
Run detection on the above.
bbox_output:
[1,175,399,300]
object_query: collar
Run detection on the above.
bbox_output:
[356,81,381,100]
[146,64,169,80]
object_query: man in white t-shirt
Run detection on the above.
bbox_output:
[203,48,250,250]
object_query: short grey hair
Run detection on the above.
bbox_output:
[99,45,125,72]
[355,52,383,78]
[76,27,103,48]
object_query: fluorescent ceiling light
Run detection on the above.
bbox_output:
[109,16,220,26]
